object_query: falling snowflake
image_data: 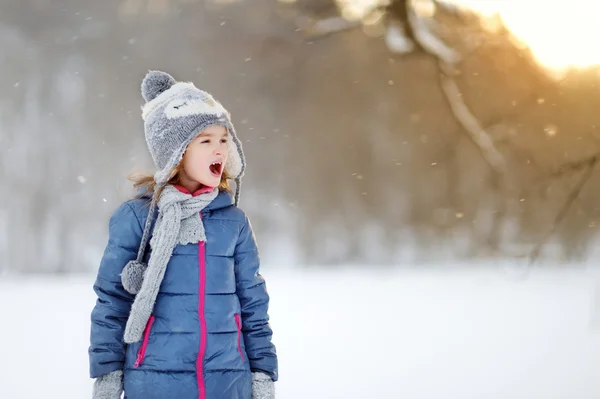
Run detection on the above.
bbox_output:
[544,124,558,137]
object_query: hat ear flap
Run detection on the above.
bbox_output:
[225,130,244,180]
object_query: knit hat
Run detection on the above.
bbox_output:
[120,70,246,295]
[141,70,245,201]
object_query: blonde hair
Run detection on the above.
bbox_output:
[128,163,231,200]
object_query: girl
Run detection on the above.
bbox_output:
[89,70,278,399]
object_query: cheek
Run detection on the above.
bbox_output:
[182,148,208,176]
[222,145,230,162]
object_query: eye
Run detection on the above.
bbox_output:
[201,139,210,144]
[172,100,188,110]
[220,138,228,144]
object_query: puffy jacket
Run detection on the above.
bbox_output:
[89,190,278,399]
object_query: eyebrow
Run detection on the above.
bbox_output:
[199,130,229,138]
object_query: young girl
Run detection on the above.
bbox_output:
[89,70,278,399]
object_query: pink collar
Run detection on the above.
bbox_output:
[173,184,215,197]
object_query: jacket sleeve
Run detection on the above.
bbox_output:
[234,216,278,382]
[89,202,142,378]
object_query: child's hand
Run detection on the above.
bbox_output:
[252,372,275,399]
[92,370,123,399]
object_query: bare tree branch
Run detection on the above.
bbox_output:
[551,153,600,178]
[529,157,598,265]
[303,16,361,39]
[438,71,506,175]
[407,6,462,64]
[392,2,507,176]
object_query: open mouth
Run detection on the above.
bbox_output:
[209,161,223,177]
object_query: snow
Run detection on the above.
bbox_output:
[1,267,600,398]
[384,23,416,54]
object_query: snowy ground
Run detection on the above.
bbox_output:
[1,266,600,399]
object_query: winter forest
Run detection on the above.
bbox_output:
[2,0,600,398]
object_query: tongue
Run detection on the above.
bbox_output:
[209,164,220,175]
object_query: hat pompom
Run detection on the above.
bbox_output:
[141,70,176,102]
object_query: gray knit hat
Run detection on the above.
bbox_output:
[141,70,245,201]
[120,70,246,295]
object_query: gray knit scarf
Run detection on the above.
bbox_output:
[123,185,218,343]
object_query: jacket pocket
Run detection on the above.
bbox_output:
[133,315,155,368]
[234,314,245,362]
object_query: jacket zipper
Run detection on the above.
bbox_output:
[133,315,155,368]
[197,240,207,399]
[234,314,245,362]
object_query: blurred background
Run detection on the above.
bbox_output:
[2,0,600,398]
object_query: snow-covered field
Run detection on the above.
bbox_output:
[1,266,600,399]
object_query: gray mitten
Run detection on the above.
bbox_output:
[92,370,123,399]
[252,372,275,399]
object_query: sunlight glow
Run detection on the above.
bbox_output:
[329,0,600,74]
[449,0,600,72]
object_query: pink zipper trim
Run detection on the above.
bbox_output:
[197,241,207,399]
[133,315,155,368]
[234,314,245,362]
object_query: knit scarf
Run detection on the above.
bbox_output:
[123,185,218,343]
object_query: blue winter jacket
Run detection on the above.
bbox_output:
[89,190,278,399]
